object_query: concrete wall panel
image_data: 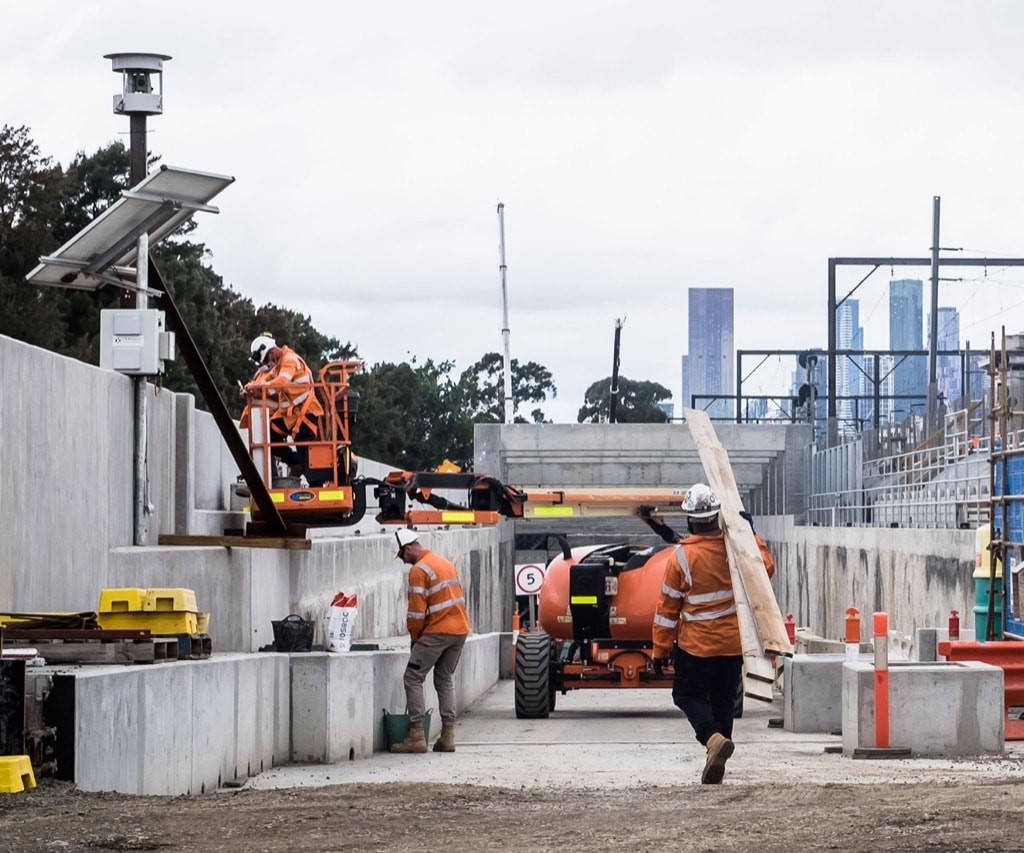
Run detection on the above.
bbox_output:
[762,515,976,652]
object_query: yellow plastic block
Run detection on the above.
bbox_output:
[196,612,211,634]
[98,588,148,613]
[0,756,36,794]
[97,611,199,635]
[143,588,198,613]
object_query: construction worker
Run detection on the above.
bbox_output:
[241,333,326,484]
[390,529,471,754]
[652,483,775,784]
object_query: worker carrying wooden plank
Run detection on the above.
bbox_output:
[652,483,776,784]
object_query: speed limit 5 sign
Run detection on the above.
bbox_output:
[515,563,546,595]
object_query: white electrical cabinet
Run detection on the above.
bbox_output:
[100,309,175,376]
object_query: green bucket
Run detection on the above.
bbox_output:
[383,708,432,749]
[974,576,1004,641]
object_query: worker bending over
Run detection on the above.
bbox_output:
[240,333,326,484]
[652,484,775,784]
[390,529,471,754]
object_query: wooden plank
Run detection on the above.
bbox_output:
[683,408,793,657]
[158,534,311,551]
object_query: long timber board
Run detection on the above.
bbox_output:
[683,407,792,660]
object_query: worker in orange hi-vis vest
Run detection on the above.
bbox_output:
[652,483,775,785]
[240,333,326,484]
[390,528,471,755]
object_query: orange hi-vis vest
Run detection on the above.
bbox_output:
[652,530,775,659]
[406,550,471,642]
[258,346,321,436]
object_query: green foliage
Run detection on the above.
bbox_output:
[577,376,672,423]
[0,125,558,463]
[459,351,556,423]
[0,125,356,417]
[352,358,474,469]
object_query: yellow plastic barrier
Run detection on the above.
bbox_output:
[0,756,36,794]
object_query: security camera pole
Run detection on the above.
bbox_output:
[105,52,171,544]
[497,202,514,424]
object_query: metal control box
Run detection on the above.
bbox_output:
[100,309,174,375]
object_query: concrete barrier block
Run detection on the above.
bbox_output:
[783,654,847,733]
[915,627,951,662]
[191,658,237,792]
[842,661,1004,757]
[290,653,375,763]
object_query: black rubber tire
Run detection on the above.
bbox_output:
[515,632,552,719]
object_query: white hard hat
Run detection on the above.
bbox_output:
[395,528,419,556]
[250,333,277,365]
[681,483,721,519]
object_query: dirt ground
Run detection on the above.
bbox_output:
[4,779,1024,853]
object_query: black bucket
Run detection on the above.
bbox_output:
[271,614,314,652]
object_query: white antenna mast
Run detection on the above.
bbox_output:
[497,202,514,424]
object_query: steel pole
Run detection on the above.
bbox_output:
[926,196,941,436]
[827,258,837,445]
[132,232,150,545]
[609,318,622,423]
[497,203,514,424]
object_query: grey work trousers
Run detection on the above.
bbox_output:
[404,632,467,727]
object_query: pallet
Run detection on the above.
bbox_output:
[157,534,311,551]
[14,638,179,665]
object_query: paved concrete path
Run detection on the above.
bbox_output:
[250,681,1024,790]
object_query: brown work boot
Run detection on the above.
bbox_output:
[433,725,456,753]
[701,733,735,784]
[390,722,427,754]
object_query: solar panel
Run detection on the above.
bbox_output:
[26,165,235,292]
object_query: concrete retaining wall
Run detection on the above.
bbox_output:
[290,633,501,762]
[0,334,507,648]
[762,515,976,652]
[65,654,291,795]
[41,637,500,795]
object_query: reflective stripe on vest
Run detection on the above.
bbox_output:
[415,561,437,582]
[686,589,734,606]
[654,614,679,629]
[674,545,693,586]
[661,583,684,600]
[682,604,737,622]
[427,596,465,615]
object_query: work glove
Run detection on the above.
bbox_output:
[652,656,671,677]
[739,510,755,534]
[636,505,655,519]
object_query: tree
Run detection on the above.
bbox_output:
[352,358,473,469]
[577,376,673,423]
[0,125,356,418]
[459,352,557,423]
[0,124,66,351]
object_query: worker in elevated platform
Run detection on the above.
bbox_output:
[652,483,775,784]
[390,529,471,755]
[240,333,326,485]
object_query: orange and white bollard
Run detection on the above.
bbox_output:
[873,611,889,749]
[511,610,520,646]
[845,607,860,665]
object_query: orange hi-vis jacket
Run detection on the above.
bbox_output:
[406,550,471,642]
[652,530,775,659]
[241,347,324,435]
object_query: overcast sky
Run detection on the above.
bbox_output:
[5,2,1024,422]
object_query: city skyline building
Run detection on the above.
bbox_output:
[889,278,924,421]
[931,306,961,405]
[686,287,734,421]
[836,298,863,433]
